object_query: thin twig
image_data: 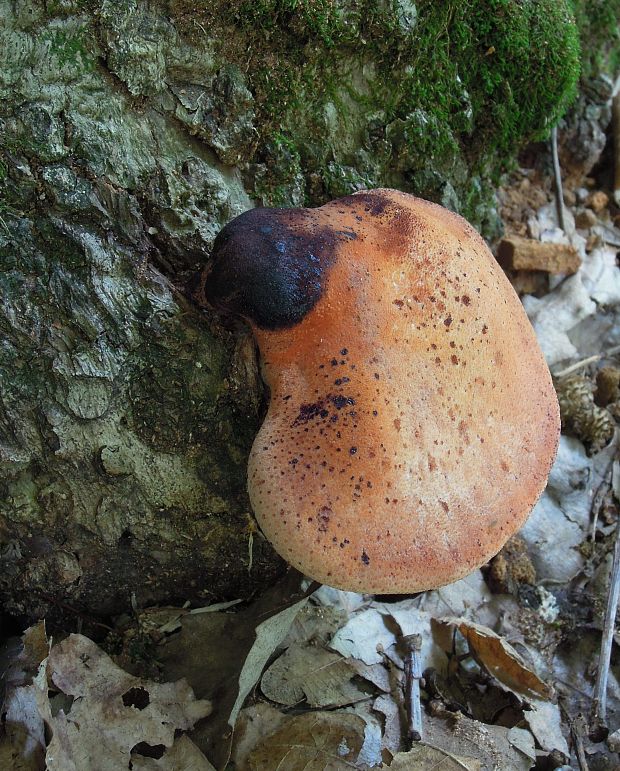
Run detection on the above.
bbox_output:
[553,344,620,379]
[403,633,423,745]
[571,715,590,771]
[554,675,593,700]
[590,475,613,543]
[551,125,566,232]
[592,459,620,729]
[589,440,617,542]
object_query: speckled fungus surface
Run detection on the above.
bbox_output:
[199,189,560,594]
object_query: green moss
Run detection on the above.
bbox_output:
[43,25,96,71]
[251,132,304,207]
[571,0,620,78]
[233,0,356,47]
[408,1,580,152]
[172,0,580,231]
[45,0,98,15]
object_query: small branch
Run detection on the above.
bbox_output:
[590,468,614,543]
[403,633,424,745]
[571,715,590,771]
[551,125,566,232]
[591,460,620,730]
[553,344,620,379]
[589,437,617,542]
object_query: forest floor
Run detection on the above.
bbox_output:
[2,145,620,770]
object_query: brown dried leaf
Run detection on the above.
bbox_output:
[42,634,211,771]
[385,744,481,770]
[424,713,536,771]
[431,617,553,699]
[261,644,363,707]
[16,623,49,676]
[231,597,308,727]
[0,622,50,771]
[130,735,216,770]
[154,570,309,768]
[247,712,366,770]
[232,703,288,769]
[2,621,49,692]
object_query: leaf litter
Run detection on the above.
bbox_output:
[1,625,213,771]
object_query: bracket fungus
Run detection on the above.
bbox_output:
[198,189,560,594]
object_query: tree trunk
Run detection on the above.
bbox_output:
[0,0,287,620]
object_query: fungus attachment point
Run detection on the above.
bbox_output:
[200,189,560,594]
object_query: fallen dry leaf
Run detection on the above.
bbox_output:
[1,684,46,771]
[158,569,309,768]
[247,712,366,770]
[330,603,443,674]
[286,597,350,649]
[1,621,49,696]
[330,607,395,665]
[13,623,49,675]
[261,643,363,708]
[523,698,569,755]
[40,634,211,771]
[419,571,494,623]
[232,703,288,769]
[385,743,481,770]
[130,735,216,770]
[343,700,385,767]
[372,694,402,754]
[348,658,391,693]
[0,622,50,771]
[230,597,308,727]
[426,712,536,771]
[432,617,553,699]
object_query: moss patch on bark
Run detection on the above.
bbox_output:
[172,0,581,233]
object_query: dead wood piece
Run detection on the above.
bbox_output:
[403,633,424,746]
[571,714,590,771]
[507,269,549,297]
[497,236,581,274]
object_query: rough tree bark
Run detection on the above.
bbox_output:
[0,0,286,619]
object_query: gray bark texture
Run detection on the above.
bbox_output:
[0,0,285,619]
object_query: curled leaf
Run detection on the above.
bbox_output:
[431,617,553,700]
